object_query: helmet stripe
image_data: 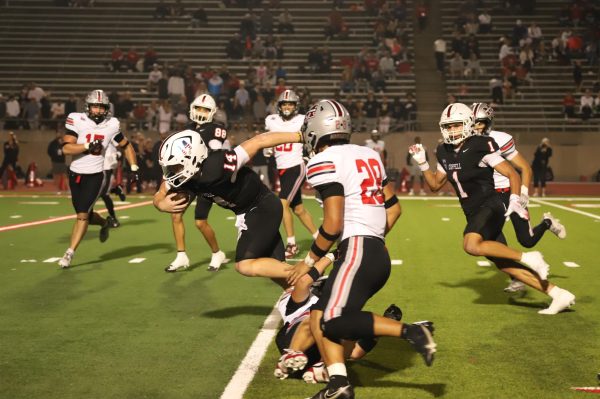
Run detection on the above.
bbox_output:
[327,100,344,117]
[473,103,480,118]
[447,104,453,118]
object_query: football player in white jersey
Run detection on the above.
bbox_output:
[471,103,567,293]
[286,100,436,399]
[58,89,139,268]
[364,129,387,167]
[265,90,318,258]
[98,138,121,228]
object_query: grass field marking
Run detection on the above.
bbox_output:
[391,259,403,265]
[0,200,153,233]
[9,215,22,218]
[441,217,451,221]
[43,257,61,263]
[563,262,580,268]
[128,258,146,264]
[477,260,492,267]
[572,204,600,208]
[530,199,600,220]
[18,201,60,205]
[220,304,281,399]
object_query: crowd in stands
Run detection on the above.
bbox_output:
[441,0,600,122]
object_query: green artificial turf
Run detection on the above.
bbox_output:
[1,195,599,399]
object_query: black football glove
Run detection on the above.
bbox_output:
[87,139,103,155]
[127,165,139,191]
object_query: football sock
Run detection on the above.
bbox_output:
[327,364,348,390]
[66,248,74,255]
[287,236,296,245]
[548,286,561,298]
[176,251,187,259]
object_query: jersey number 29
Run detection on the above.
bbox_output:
[356,158,384,205]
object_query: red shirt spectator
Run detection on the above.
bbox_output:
[562,93,575,107]
[127,48,140,65]
[112,46,123,62]
[275,79,287,97]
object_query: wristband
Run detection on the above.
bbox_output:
[384,195,399,209]
[130,164,139,172]
[296,131,303,142]
[84,142,90,150]
[520,185,529,197]
[307,267,321,282]
[310,241,328,258]
[304,253,316,267]
[418,161,430,172]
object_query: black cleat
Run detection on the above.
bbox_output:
[111,185,126,201]
[383,304,403,321]
[403,322,437,367]
[308,384,355,399]
[107,216,120,228]
[99,220,110,243]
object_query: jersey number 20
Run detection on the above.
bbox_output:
[356,158,384,205]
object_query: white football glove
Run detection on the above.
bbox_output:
[505,194,529,220]
[263,147,274,158]
[518,185,529,208]
[408,144,429,171]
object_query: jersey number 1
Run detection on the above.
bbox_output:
[356,159,384,205]
[85,134,105,143]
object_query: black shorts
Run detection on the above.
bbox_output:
[194,195,213,220]
[278,164,305,208]
[68,169,105,214]
[235,191,285,262]
[314,236,391,322]
[463,195,506,240]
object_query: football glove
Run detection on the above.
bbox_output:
[87,139,103,155]
[408,144,429,171]
[505,194,529,220]
[127,165,139,190]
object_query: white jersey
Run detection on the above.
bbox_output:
[103,139,119,171]
[488,130,518,189]
[307,144,387,241]
[365,139,385,160]
[265,113,304,169]
[276,289,319,327]
[66,112,122,174]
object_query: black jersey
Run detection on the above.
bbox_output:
[186,121,227,151]
[436,135,500,214]
[183,149,270,215]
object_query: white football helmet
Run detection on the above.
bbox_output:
[84,89,111,124]
[277,89,299,120]
[158,130,208,188]
[439,103,474,145]
[471,102,495,135]
[189,94,217,125]
[302,99,351,157]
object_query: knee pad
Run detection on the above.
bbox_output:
[321,311,374,342]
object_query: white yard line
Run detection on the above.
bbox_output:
[0,201,153,233]
[530,199,600,220]
[220,304,281,399]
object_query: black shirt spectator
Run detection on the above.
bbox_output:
[364,95,380,118]
[65,94,78,115]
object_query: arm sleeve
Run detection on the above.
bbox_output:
[233,145,250,169]
[481,152,505,168]
[314,182,344,200]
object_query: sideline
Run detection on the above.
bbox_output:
[530,198,600,221]
[0,201,154,233]
[219,304,281,399]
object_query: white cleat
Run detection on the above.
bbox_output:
[207,250,228,272]
[165,253,190,272]
[504,279,526,293]
[538,289,576,315]
[520,251,550,281]
[302,362,329,384]
[58,250,74,269]
[543,212,566,239]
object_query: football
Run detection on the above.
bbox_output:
[167,188,192,204]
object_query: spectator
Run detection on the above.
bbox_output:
[278,8,294,33]
[132,102,147,130]
[320,46,332,72]
[528,22,543,48]
[339,65,355,93]
[239,13,256,40]
[580,89,594,121]
[532,138,552,197]
[27,82,46,104]
[275,61,287,81]
[110,45,124,72]
[259,7,274,34]
[0,132,19,189]
[47,132,67,192]
[226,33,244,59]
[478,9,492,33]
[167,73,185,103]
[207,71,224,97]
[377,110,391,134]
[274,78,287,97]
[562,92,576,120]
[379,50,395,78]
[170,0,185,17]
[415,1,428,31]
[464,53,483,78]
[498,36,513,64]
[433,37,446,73]
[305,46,322,73]
[153,0,169,19]
[157,100,172,135]
[64,93,78,115]
[489,77,503,105]
[252,93,267,123]
[324,7,345,40]
[363,91,380,131]
[147,64,162,92]
[573,60,583,92]
[143,45,158,72]
[234,81,250,119]
[23,98,40,130]
[449,53,465,78]
[126,46,140,72]
[190,7,207,28]
[50,98,65,130]
[511,19,528,47]
[4,95,20,130]
[585,42,598,66]
[371,69,386,92]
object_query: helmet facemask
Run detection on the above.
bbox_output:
[278,101,297,120]
[440,121,472,145]
[439,103,475,146]
[86,103,110,124]
[189,94,217,125]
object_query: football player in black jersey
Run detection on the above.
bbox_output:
[154,128,307,285]
[165,94,228,272]
[409,103,575,315]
